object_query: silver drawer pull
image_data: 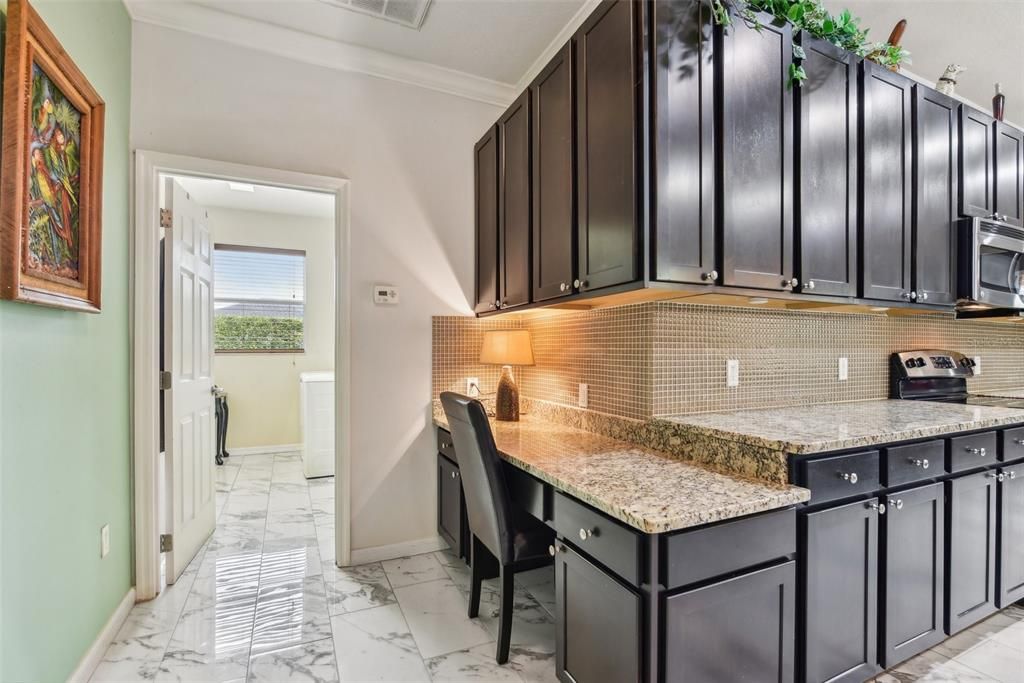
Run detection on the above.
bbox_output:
[910,458,930,469]
[1014,439,1024,446]
[867,501,886,515]
[840,472,859,484]
[965,447,987,456]
[578,528,595,541]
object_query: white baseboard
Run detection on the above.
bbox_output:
[349,535,449,566]
[67,587,136,683]
[226,443,302,457]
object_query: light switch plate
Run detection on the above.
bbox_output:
[838,357,849,381]
[973,356,982,375]
[100,524,110,558]
[727,360,739,388]
[578,383,589,408]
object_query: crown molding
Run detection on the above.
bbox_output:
[124,0,515,107]
[514,0,601,92]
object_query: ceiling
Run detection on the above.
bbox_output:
[825,0,1024,120]
[171,176,335,218]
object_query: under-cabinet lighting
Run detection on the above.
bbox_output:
[870,306,890,312]
[748,297,769,305]
[227,182,255,192]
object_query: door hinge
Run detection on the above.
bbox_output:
[159,534,173,552]
[160,371,172,391]
[160,208,173,229]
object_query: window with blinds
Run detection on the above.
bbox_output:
[213,244,305,352]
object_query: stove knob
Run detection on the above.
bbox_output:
[916,357,927,368]
[904,358,915,369]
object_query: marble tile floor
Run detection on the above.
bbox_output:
[86,450,1024,682]
[88,452,557,683]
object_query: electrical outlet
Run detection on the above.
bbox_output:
[578,383,589,408]
[100,524,110,558]
[726,359,739,388]
[466,377,480,397]
[838,357,849,382]
[973,356,982,375]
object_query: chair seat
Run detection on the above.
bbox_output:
[510,508,555,563]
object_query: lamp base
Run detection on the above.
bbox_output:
[495,366,519,421]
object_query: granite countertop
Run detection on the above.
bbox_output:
[432,406,808,534]
[660,399,1024,455]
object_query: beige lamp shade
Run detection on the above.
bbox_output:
[479,329,535,366]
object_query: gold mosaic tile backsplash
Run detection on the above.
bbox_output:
[432,303,1024,421]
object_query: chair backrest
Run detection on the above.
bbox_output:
[439,392,514,564]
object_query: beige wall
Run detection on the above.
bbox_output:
[211,207,335,449]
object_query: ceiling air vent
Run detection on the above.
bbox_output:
[318,0,433,29]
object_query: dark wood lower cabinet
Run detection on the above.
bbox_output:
[998,466,1024,607]
[946,471,998,634]
[555,542,641,683]
[880,483,945,668]
[664,561,795,683]
[801,498,880,683]
[437,453,465,558]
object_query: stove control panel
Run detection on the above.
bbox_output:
[892,350,974,379]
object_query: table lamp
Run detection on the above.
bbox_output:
[480,329,534,421]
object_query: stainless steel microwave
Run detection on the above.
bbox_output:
[959,217,1024,309]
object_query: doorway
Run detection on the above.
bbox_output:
[132,151,351,601]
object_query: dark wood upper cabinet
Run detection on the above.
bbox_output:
[880,483,945,668]
[474,126,499,314]
[719,11,793,291]
[801,499,880,683]
[912,86,958,306]
[860,62,913,303]
[999,465,1024,607]
[994,121,1024,227]
[651,0,715,285]
[796,37,858,297]
[946,471,998,635]
[574,0,640,293]
[531,44,575,303]
[959,105,995,218]
[498,91,531,309]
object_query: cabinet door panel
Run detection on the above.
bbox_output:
[998,466,1024,607]
[797,37,857,297]
[498,91,531,309]
[947,471,998,634]
[665,561,795,683]
[474,127,500,314]
[575,0,639,293]
[652,0,714,284]
[802,499,880,683]
[994,121,1024,228]
[913,87,958,306]
[861,63,912,302]
[437,454,463,556]
[531,45,575,302]
[720,12,793,290]
[959,105,995,218]
[881,483,945,668]
[555,542,641,683]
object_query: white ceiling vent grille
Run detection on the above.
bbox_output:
[318,0,433,29]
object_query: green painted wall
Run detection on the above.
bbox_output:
[0,1,132,681]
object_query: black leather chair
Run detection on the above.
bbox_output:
[440,392,555,665]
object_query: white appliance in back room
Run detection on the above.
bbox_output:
[299,371,335,478]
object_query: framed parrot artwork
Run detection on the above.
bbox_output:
[0,0,105,311]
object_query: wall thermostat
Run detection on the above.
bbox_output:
[373,285,399,305]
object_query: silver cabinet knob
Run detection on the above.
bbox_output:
[573,279,582,289]
[840,472,859,484]
[901,292,913,300]
[804,280,816,290]
[495,299,501,308]
[910,458,930,469]
[1014,439,1024,446]
[701,270,718,283]
[559,282,568,292]
[578,528,594,541]
[919,291,929,301]
[987,472,1002,480]
[548,545,556,557]
[894,499,904,511]
[1010,471,1018,479]
[867,501,886,515]
[782,277,799,288]
[441,442,451,449]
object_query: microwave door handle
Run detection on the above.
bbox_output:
[978,232,1024,253]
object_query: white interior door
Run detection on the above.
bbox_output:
[163,178,216,583]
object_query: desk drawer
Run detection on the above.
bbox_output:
[553,492,642,586]
[436,428,457,463]
[948,431,996,472]
[664,507,795,589]
[800,450,880,504]
[1001,427,1024,462]
[884,440,943,487]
